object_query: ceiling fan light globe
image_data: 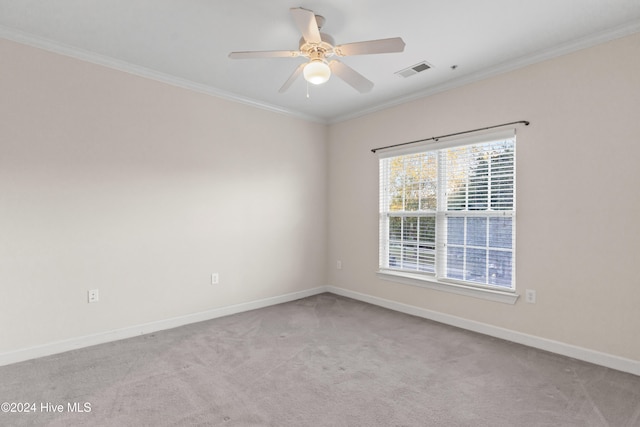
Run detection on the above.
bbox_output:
[303,60,331,85]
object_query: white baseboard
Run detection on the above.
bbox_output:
[0,286,328,367]
[326,286,640,377]
[3,285,638,377]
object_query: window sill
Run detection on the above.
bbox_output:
[376,270,520,304]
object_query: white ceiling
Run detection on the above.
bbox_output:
[1,1,640,123]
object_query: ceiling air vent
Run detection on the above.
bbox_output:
[396,61,432,78]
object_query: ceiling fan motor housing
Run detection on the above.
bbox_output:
[299,32,335,59]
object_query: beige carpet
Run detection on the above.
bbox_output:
[1,293,639,426]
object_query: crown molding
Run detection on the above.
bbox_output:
[0,25,326,124]
[3,19,639,126]
[328,19,640,124]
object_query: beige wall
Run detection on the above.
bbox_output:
[0,39,327,353]
[2,31,639,364]
[328,33,640,361]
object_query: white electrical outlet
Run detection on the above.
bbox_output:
[211,273,219,285]
[525,289,536,304]
[337,260,342,270]
[88,289,99,303]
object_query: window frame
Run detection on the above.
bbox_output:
[377,129,519,304]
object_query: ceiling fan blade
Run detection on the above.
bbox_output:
[279,63,306,93]
[290,7,321,44]
[329,60,374,93]
[334,37,406,56]
[229,50,300,59]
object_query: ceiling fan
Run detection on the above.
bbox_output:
[228,7,405,94]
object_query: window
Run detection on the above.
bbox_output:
[378,129,516,295]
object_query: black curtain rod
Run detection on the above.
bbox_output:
[370,120,530,153]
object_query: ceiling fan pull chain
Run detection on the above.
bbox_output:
[306,81,310,99]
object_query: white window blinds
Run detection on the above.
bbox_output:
[378,129,516,289]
